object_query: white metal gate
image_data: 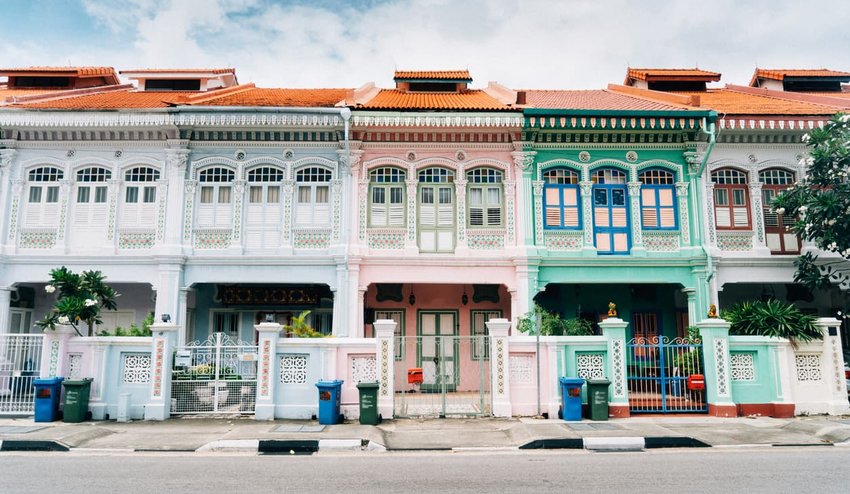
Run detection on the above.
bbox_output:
[171,332,258,415]
[0,334,43,415]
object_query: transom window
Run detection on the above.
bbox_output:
[247,166,285,183]
[639,169,677,229]
[591,168,627,184]
[467,168,503,227]
[296,166,332,182]
[28,167,63,182]
[544,168,581,229]
[198,167,235,183]
[759,169,794,186]
[76,167,111,182]
[418,168,454,183]
[712,168,750,229]
[544,168,579,185]
[370,167,406,227]
[124,167,160,182]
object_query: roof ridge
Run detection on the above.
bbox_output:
[172,83,257,105]
[606,84,699,108]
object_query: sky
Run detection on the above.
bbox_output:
[0,0,849,90]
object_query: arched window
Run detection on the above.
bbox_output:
[197,167,235,227]
[75,167,111,204]
[247,166,284,204]
[543,168,580,229]
[712,168,750,229]
[24,167,63,228]
[591,168,629,254]
[759,168,799,253]
[467,168,503,227]
[295,166,332,226]
[639,169,677,229]
[121,167,160,228]
[369,167,406,227]
[244,166,285,250]
[418,167,455,252]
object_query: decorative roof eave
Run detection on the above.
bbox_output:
[524,110,716,131]
[0,107,346,128]
[350,111,522,128]
[717,116,828,131]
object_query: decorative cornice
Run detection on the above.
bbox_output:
[351,113,522,128]
[718,118,826,131]
[525,115,701,131]
[0,111,344,128]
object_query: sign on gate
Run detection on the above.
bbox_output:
[626,336,708,413]
[171,333,258,415]
[0,334,43,415]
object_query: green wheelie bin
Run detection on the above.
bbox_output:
[62,378,93,423]
[356,381,381,425]
[586,379,611,421]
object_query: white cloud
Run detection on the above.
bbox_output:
[21,0,850,90]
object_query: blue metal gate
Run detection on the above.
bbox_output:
[627,336,707,413]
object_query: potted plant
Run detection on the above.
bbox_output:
[724,299,821,347]
[284,310,326,338]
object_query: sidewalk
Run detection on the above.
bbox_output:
[2,415,850,453]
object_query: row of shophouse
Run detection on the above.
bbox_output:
[0,65,848,420]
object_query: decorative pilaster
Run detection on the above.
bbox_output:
[579,181,595,253]
[813,318,850,415]
[487,318,511,417]
[405,178,417,248]
[627,182,644,254]
[255,321,282,420]
[532,180,544,246]
[599,317,629,417]
[155,178,168,242]
[357,179,368,243]
[455,178,468,251]
[682,288,697,327]
[56,179,71,244]
[177,287,192,345]
[373,319,397,419]
[231,179,245,248]
[280,179,295,249]
[0,149,17,248]
[704,181,717,247]
[331,178,342,242]
[41,325,76,378]
[144,322,178,420]
[7,179,23,242]
[749,181,767,248]
[164,144,189,251]
[106,179,120,242]
[505,180,516,245]
[182,180,197,242]
[696,318,736,417]
[675,182,690,245]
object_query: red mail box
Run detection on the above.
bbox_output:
[687,374,705,391]
[407,368,423,384]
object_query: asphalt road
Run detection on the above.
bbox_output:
[1,447,848,493]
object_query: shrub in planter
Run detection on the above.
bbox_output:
[723,299,821,346]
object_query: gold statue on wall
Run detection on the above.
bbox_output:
[607,302,617,317]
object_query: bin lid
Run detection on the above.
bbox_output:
[315,379,344,389]
[356,381,380,389]
[559,377,585,386]
[33,377,64,385]
[586,379,611,385]
[62,378,94,385]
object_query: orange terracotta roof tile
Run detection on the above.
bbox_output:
[0,66,117,77]
[194,88,349,107]
[626,68,721,83]
[119,68,235,74]
[670,88,840,116]
[17,90,195,109]
[522,89,693,111]
[751,68,850,84]
[358,89,510,110]
[394,70,472,81]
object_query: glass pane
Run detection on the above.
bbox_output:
[125,187,139,203]
[469,188,483,206]
[77,187,90,203]
[372,187,385,204]
[298,186,311,203]
[487,187,500,205]
[421,187,434,204]
[94,186,108,203]
[200,186,213,204]
[316,186,329,203]
[249,186,263,203]
[143,187,156,203]
[594,189,607,206]
[611,189,625,206]
[390,187,403,204]
[46,187,59,203]
[28,187,42,203]
[732,189,746,206]
[218,186,231,204]
[438,187,452,204]
[267,187,280,203]
[714,189,728,206]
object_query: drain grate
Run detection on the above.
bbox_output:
[273,425,326,433]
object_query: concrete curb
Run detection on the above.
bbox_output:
[519,436,710,451]
[583,437,645,451]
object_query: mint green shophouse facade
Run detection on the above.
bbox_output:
[518,103,718,341]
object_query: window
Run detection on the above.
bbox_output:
[592,168,629,254]
[369,167,406,227]
[639,169,677,229]
[294,166,332,226]
[467,168,503,227]
[212,311,239,335]
[418,168,455,252]
[24,167,63,228]
[76,167,111,183]
[543,168,581,229]
[712,169,750,229]
[760,168,799,253]
[245,166,285,250]
[196,167,235,227]
[76,167,111,204]
[471,310,501,360]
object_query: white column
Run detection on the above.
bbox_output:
[154,264,182,327]
[696,318,736,417]
[627,182,645,256]
[0,287,11,335]
[40,325,75,378]
[0,147,17,252]
[254,321,282,420]
[144,322,179,420]
[162,143,189,255]
[599,317,629,416]
[331,262,346,337]
[814,318,850,415]
[487,318,511,417]
[177,287,192,345]
[373,319,396,419]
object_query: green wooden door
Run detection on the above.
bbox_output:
[418,311,458,392]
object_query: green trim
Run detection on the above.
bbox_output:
[466,183,504,229]
[374,308,406,361]
[417,182,456,252]
[470,309,502,361]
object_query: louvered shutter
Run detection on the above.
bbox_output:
[469,188,483,226]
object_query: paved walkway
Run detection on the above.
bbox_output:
[2,415,850,452]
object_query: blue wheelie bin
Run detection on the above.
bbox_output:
[33,377,64,422]
[316,380,344,425]
[558,377,584,421]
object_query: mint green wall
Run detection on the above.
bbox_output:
[729,344,781,404]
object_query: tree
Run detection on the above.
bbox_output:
[772,114,850,292]
[36,266,119,336]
